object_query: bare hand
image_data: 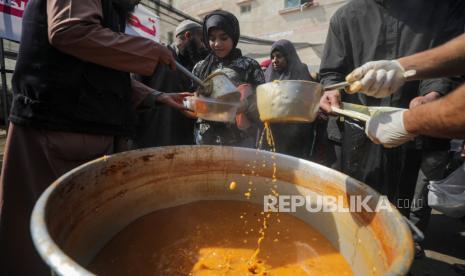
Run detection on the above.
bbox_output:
[156,92,193,111]
[409,92,441,109]
[319,90,341,113]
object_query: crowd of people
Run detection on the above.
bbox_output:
[1,0,465,275]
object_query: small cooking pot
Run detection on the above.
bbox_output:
[199,71,240,101]
[257,80,323,123]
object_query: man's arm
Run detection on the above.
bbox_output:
[47,0,175,76]
[404,83,465,138]
[347,34,465,97]
[131,79,191,111]
[399,34,465,80]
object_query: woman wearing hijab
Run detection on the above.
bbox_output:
[192,10,265,147]
[265,39,314,82]
[264,39,315,159]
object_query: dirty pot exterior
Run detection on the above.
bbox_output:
[31,146,413,276]
[257,80,323,123]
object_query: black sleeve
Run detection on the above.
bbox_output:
[420,1,465,96]
[434,0,465,47]
[319,14,353,86]
[245,60,265,125]
[419,78,461,96]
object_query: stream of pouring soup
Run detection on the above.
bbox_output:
[88,200,353,275]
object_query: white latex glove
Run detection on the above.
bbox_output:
[346,60,410,98]
[365,109,417,148]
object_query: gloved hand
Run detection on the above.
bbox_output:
[365,109,417,148]
[346,60,410,98]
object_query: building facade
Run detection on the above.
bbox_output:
[170,0,347,69]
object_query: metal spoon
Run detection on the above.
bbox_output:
[323,70,417,92]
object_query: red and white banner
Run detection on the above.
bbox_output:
[0,1,160,43]
[0,0,28,42]
[126,4,160,42]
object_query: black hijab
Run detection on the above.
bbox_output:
[264,39,311,82]
[197,10,243,80]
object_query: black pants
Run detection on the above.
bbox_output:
[410,150,449,232]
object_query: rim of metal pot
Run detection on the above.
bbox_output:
[30,146,413,276]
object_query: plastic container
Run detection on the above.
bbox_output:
[428,163,465,218]
[183,96,240,123]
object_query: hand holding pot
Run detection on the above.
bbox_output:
[319,90,341,114]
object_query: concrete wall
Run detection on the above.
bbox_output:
[171,0,347,68]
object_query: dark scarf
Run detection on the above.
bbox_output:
[264,39,310,82]
[197,10,242,80]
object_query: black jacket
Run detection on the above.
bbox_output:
[10,0,135,136]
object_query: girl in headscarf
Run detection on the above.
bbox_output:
[192,10,265,147]
[264,39,315,159]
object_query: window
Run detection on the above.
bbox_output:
[240,4,252,14]
[284,0,312,8]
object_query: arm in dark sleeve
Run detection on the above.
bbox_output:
[319,15,353,86]
[131,79,162,110]
[419,1,465,96]
[434,0,465,47]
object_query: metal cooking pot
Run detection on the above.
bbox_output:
[31,146,413,276]
[174,61,240,102]
[256,80,323,123]
[199,71,240,101]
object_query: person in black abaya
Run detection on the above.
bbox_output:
[264,39,316,159]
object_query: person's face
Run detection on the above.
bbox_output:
[208,28,234,58]
[180,31,209,64]
[183,30,206,51]
[271,50,287,72]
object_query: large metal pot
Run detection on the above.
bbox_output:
[31,146,413,275]
[256,80,323,123]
